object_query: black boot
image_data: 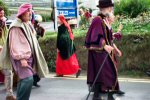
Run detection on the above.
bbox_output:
[107,90,115,100]
[93,90,99,100]
[146,70,150,76]
[76,68,81,78]
[33,74,41,87]
[115,90,125,95]
[93,84,102,100]
[54,75,64,77]
[33,82,40,87]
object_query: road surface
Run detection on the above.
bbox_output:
[0,74,150,100]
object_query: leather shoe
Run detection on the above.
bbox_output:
[93,96,104,100]
[146,71,150,76]
[33,83,40,87]
[114,90,125,95]
[108,92,115,100]
[76,69,81,78]
[54,75,64,77]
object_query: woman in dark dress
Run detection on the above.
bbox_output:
[56,15,81,78]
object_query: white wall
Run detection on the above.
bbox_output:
[79,0,99,9]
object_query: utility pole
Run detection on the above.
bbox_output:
[54,0,58,31]
[76,0,79,28]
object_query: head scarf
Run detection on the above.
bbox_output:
[58,15,74,40]
[17,3,32,17]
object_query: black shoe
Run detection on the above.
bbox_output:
[93,97,101,100]
[93,92,99,100]
[146,71,150,76]
[114,90,125,95]
[54,75,63,77]
[93,84,101,100]
[108,92,115,100]
[93,95,103,100]
[33,83,40,87]
[76,69,81,78]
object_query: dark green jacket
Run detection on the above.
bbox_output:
[57,24,76,59]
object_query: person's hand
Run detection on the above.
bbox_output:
[57,49,60,52]
[104,45,114,54]
[116,49,122,57]
[20,59,28,67]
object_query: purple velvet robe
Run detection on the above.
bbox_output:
[85,15,119,90]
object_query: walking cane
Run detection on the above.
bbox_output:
[86,54,109,100]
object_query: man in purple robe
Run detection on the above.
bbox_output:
[85,0,124,99]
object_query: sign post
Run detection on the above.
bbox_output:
[76,0,79,28]
[54,0,58,31]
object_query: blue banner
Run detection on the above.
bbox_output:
[56,0,77,18]
[56,0,77,8]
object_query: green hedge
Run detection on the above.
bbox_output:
[114,0,150,18]
[39,31,150,76]
[41,14,51,22]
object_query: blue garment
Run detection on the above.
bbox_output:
[17,76,33,100]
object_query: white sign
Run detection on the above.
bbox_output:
[58,11,69,15]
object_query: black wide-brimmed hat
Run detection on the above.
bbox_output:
[97,0,114,8]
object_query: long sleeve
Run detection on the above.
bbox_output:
[9,27,32,60]
[56,24,76,59]
[85,17,106,49]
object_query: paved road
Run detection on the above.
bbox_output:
[40,22,55,32]
[0,74,150,100]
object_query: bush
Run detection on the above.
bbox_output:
[114,0,150,18]
[112,11,150,34]
[39,30,150,77]
[0,0,10,16]
[41,14,51,22]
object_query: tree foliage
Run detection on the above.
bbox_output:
[114,0,150,18]
[0,0,10,16]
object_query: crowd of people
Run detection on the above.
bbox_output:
[0,3,49,100]
[0,2,82,100]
